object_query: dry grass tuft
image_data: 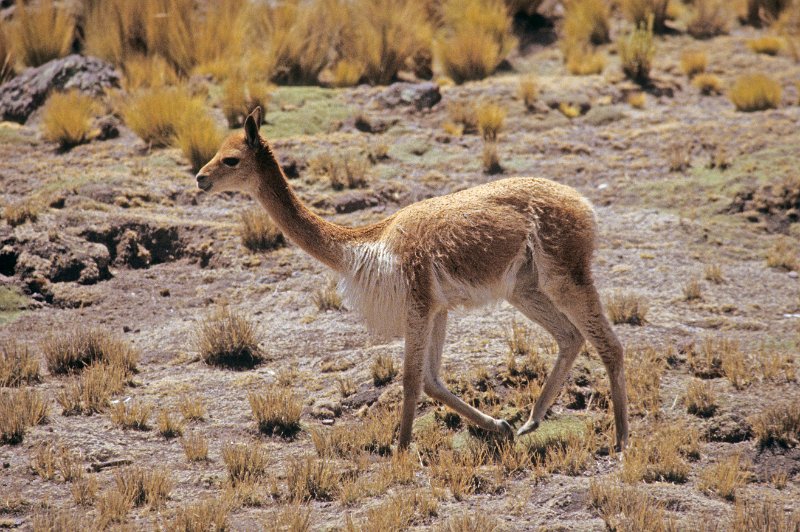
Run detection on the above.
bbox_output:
[477,102,506,142]
[221,78,272,128]
[626,346,665,416]
[687,0,730,38]
[287,456,341,502]
[518,76,539,110]
[436,0,517,83]
[41,92,98,149]
[42,327,139,376]
[313,277,345,311]
[31,441,83,482]
[3,201,40,227]
[169,497,232,531]
[605,291,648,325]
[0,339,40,387]
[223,442,269,484]
[337,376,356,398]
[31,509,87,531]
[96,486,133,528]
[175,114,224,173]
[627,91,646,109]
[113,466,173,509]
[698,454,750,500]
[179,394,206,421]
[732,496,800,531]
[619,18,656,84]
[765,237,798,270]
[683,276,703,301]
[310,152,371,191]
[566,48,606,75]
[750,401,800,449]
[693,73,723,95]
[685,379,717,417]
[121,54,180,91]
[562,0,611,48]
[0,25,15,84]
[56,362,126,415]
[589,480,674,531]
[621,0,669,33]
[729,74,782,112]
[268,503,313,531]
[239,209,285,253]
[11,0,74,67]
[110,399,152,431]
[248,388,303,437]
[1,388,48,445]
[621,423,700,484]
[121,87,204,148]
[157,409,184,439]
[312,408,398,458]
[371,353,397,387]
[482,143,504,175]
[71,475,99,506]
[197,306,264,369]
[748,36,784,55]
[704,263,724,283]
[689,336,751,388]
[181,432,209,462]
[680,50,708,77]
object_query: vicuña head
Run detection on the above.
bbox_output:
[194,107,629,453]
[196,107,268,195]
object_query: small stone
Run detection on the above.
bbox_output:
[159,288,170,297]
[788,271,798,279]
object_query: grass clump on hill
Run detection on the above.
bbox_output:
[239,209,285,253]
[748,36,784,55]
[729,74,782,112]
[621,0,669,33]
[41,92,98,149]
[619,17,656,84]
[436,0,517,84]
[477,102,506,142]
[0,340,40,387]
[221,78,273,128]
[687,0,730,39]
[249,388,303,437]
[693,73,723,95]
[11,0,74,67]
[561,0,610,76]
[680,50,707,77]
[196,306,264,369]
[0,388,48,445]
[605,292,648,325]
[751,402,800,449]
[42,328,139,376]
[0,26,14,84]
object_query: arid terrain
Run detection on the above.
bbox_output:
[1,1,800,530]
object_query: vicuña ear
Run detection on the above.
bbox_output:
[244,107,262,148]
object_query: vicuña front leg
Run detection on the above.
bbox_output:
[397,309,429,450]
[423,311,513,437]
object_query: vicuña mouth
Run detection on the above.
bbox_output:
[197,180,212,192]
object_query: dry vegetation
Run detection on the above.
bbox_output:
[41,91,98,149]
[0,339,40,387]
[619,17,656,83]
[196,306,264,369]
[729,73,783,112]
[239,209,285,252]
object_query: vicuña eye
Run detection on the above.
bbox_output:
[221,157,240,167]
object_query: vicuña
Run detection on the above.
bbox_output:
[196,107,628,451]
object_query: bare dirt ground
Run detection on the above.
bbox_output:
[2,22,800,532]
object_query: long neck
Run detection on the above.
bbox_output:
[252,145,351,272]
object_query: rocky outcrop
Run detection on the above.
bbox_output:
[0,54,120,123]
[375,82,441,111]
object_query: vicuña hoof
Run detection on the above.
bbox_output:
[496,419,514,438]
[516,419,540,437]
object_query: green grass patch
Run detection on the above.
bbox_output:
[0,287,28,325]
[261,87,352,139]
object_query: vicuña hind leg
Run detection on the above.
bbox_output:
[540,275,629,450]
[422,310,513,437]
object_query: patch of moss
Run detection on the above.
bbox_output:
[0,286,28,325]
[261,87,352,139]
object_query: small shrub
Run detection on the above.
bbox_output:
[605,291,648,325]
[12,0,74,67]
[371,353,397,386]
[239,209,285,252]
[621,0,669,33]
[169,497,232,531]
[698,454,750,500]
[287,456,340,502]
[157,409,184,439]
[110,399,152,430]
[685,379,717,417]
[730,74,782,112]
[680,50,707,77]
[196,306,264,369]
[223,442,269,484]
[748,36,784,55]
[750,402,800,448]
[683,276,702,301]
[3,201,40,227]
[518,76,539,110]
[436,0,517,83]
[1,389,48,445]
[693,73,723,95]
[41,91,98,149]
[176,114,224,173]
[313,277,344,311]
[688,0,730,38]
[765,237,798,270]
[477,102,506,142]
[619,18,656,84]
[0,339,40,387]
[42,327,139,376]
[249,388,302,437]
[482,142,504,175]
[181,432,209,462]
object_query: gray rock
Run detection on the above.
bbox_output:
[376,82,441,111]
[332,190,382,214]
[0,54,120,123]
[14,233,111,286]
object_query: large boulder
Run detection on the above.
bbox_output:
[0,54,120,123]
[375,82,441,111]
